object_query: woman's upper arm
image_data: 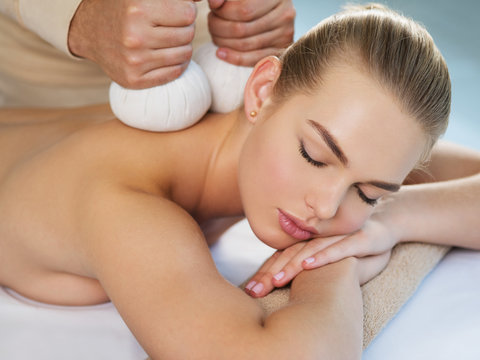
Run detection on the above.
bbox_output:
[80,190,264,359]
[406,140,480,184]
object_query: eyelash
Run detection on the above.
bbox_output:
[355,186,378,206]
[299,141,326,167]
[299,141,378,206]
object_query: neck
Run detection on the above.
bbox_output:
[196,108,251,221]
[173,108,251,222]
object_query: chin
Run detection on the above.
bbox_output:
[243,205,296,249]
[248,221,292,250]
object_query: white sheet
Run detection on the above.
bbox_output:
[1,219,479,359]
[0,288,147,360]
[363,248,480,360]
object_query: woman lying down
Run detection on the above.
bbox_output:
[1,4,479,359]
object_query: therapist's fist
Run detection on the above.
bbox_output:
[68,0,200,89]
[207,0,295,66]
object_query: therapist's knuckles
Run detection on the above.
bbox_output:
[176,25,197,47]
[207,14,249,39]
[279,2,297,24]
[176,1,198,26]
[119,63,187,89]
[131,0,197,27]
[277,26,295,46]
[147,63,190,85]
[152,45,194,68]
[207,0,225,10]
[210,1,258,22]
[213,30,285,52]
[238,49,284,67]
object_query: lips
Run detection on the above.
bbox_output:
[278,209,315,241]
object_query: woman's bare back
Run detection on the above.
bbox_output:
[0,104,236,306]
[0,105,145,305]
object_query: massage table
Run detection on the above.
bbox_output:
[1,219,479,359]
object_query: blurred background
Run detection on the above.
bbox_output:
[293,0,480,150]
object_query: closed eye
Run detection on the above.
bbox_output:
[299,141,326,168]
[300,140,378,206]
[355,186,378,206]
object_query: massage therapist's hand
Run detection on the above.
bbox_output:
[245,213,399,298]
[68,0,201,89]
[207,0,295,66]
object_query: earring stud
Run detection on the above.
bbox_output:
[250,111,257,117]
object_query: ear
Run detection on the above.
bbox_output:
[243,56,281,123]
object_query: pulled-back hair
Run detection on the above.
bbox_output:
[274,3,451,163]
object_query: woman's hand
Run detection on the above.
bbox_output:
[245,215,398,298]
[207,0,296,66]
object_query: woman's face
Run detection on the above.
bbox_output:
[238,63,426,249]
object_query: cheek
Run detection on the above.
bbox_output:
[250,129,300,197]
[263,147,298,190]
[334,199,373,233]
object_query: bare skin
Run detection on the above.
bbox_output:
[0,103,240,304]
[0,59,478,359]
[0,58,402,359]
[0,104,366,359]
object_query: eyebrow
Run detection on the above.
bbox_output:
[307,119,348,166]
[364,181,401,192]
[307,119,401,193]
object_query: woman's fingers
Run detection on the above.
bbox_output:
[302,227,394,270]
[244,250,283,297]
[268,235,344,286]
[246,218,400,298]
[301,235,366,270]
[245,236,346,298]
[245,242,307,298]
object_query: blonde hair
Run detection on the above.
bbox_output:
[274,3,451,163]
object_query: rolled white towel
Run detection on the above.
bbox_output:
[109,42,254,132]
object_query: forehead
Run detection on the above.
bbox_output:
[283,64,426,181]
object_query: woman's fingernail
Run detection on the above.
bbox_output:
[245,281,256,291]
[252,282,264,295]
[217,48,227,59]
[303,257,315,266]
[273,271,285,281]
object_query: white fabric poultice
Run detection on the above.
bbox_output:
[109,42,254,132]
[193,42,253,113]
[109,61,212,132]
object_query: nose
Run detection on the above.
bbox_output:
[305,183,346,220]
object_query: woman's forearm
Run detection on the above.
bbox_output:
[390,172,480,249]
[94,195,363,360]
[260,258,363,360]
